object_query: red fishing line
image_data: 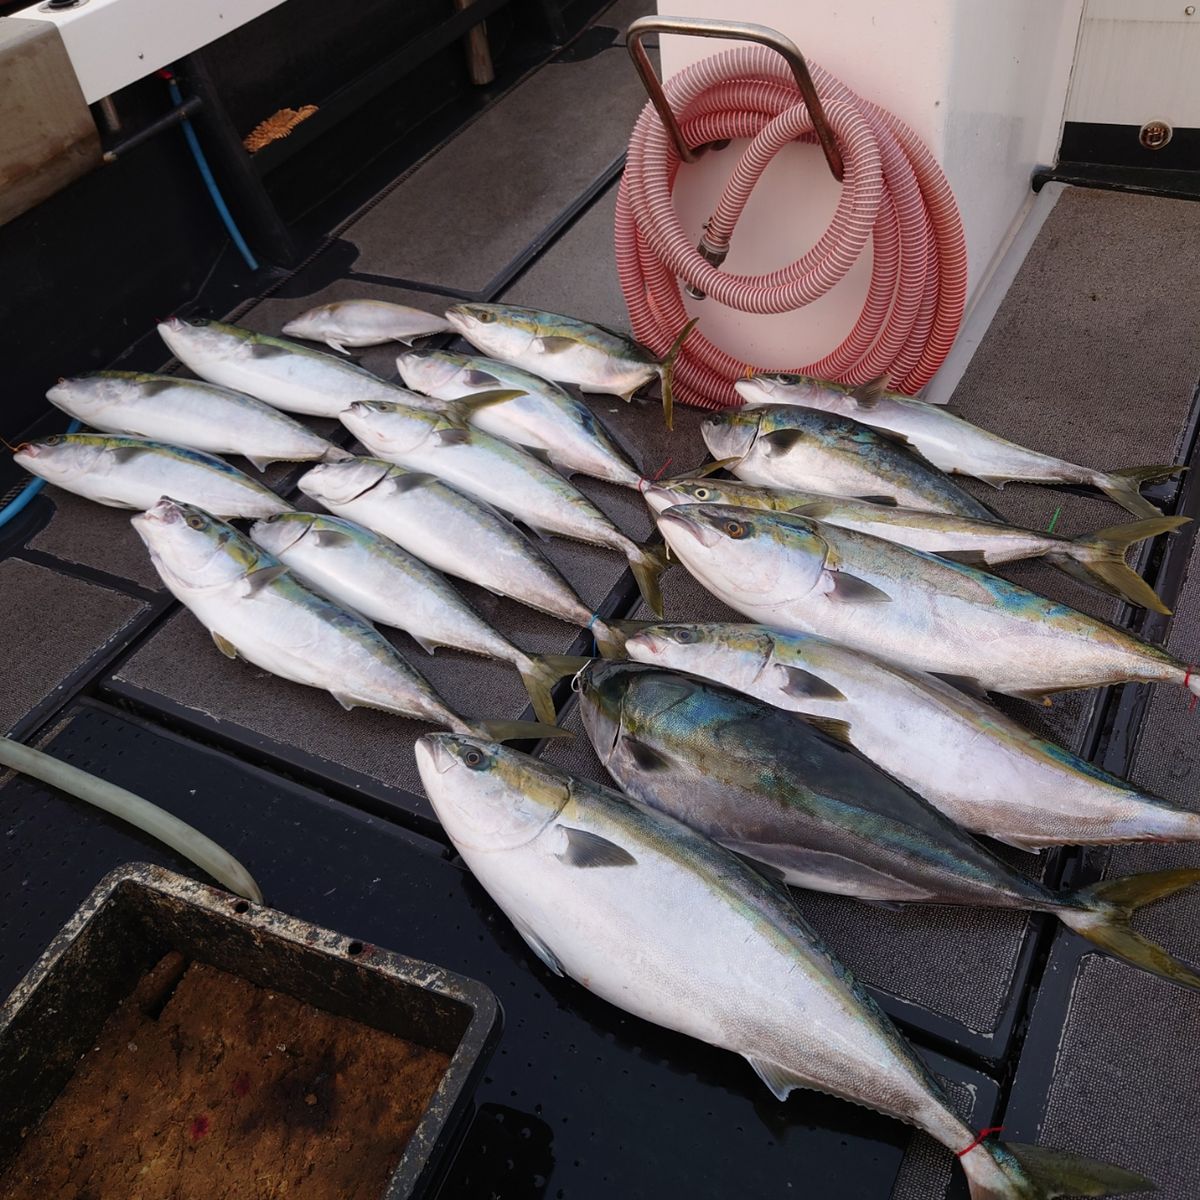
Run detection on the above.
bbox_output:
[956,1126,1004,1157]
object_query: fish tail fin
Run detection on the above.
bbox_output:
[1095,464,1186,519]
[516,653,593,724]
[1058,867,1200,990]
[628,543,669,618]
[657,317,699,431]
[1056,514,1189,613]
[961,1137,1155,1198]
[469,719,574,743]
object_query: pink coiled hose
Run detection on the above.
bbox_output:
[614,44,967,411]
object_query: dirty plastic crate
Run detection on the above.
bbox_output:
[0,863,502,1199]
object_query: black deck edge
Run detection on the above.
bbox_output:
[1034,164,1200,204]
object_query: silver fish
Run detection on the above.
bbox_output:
[46,371,350,471]
[340,401,667,615]
[655,502,1200,704]
[282,299,452,353]
[13,433,290,518]
[249,510,587,724]
[580,660,1200,992]
[417,731,1154,1200]
[297,457,628,656]
[396,347,642,487]
[444,302,696,429]
[131,497,563,742]
[157,317,426,417]
[702,404,997,519]
[642,476,1186,613]
[737,374,1183,519]
[625,622,1200,851]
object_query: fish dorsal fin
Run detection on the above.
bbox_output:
[822,572,891,604]
[799,715,854,745]
[743,1056,811,1102]
[853,494,899,507]
[535,335,578,353]
[557,826,637,868]
[387,471,437,494]
[313,529,356,548]
[250,343,290,359]
[851,374,889,410]
[760,429,804,454]
[244,563,288,594]
[513,917,565,977]
[930,672,990,701]
[621,735,674,772]
[211,631,239,659]
[777,665,846,702]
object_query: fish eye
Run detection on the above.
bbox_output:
[463,748,485,768]
[476,311,495,324]
[186,514,206,530]
[723,519,746,538]
[692,487,709,500]
[45,435,62,446]
[188,318,210,327]
[671,628,696,644]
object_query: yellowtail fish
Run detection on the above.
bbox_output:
[282,299,452,353]
[655,503,1200,704]
[46,371,351,472]
[737,374,1184,519]
[641,475,1187,613]
[13,433,290,519]
[625,622,1200,851]
[417,732,1154,1200]
[131,498,566,743]
[444,302,696,430]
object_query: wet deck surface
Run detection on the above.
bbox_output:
[3,3,1200,1196]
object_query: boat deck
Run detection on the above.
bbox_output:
[3,3,1199,1195]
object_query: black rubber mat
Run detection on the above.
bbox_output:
[1,558,149,737]
[0,701,999,1200]
[341,48,650,292]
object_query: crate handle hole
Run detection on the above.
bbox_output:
[347,941,364,956]
[233,900,250,914]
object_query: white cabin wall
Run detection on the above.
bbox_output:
[651,0,1083,370]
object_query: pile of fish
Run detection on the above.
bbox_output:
[14,295,1198,1198]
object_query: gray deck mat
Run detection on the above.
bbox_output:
[1026,515,1200,1200]
[341,47,650,292]
[1,558,147,734]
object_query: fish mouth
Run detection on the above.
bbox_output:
[734,378,774,404]
[623,630,663,657]
[137,496,186,527]
[280,317,308,336]
[11,442,36,460]
[657,508,720,548]
[639,483,678,513]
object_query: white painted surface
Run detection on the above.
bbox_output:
[648,1,1082,372]
[13,0,288,104]
[1066,1,1200,126]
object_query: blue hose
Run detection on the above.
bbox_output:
[0,418,81,530]
[165,75,259,272]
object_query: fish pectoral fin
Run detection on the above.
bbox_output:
[557,826,637,868]
[760,429,805,454]
[242,564,288,595]
[250,343,290,359]
[331,691,357,711]
[798,715,854,746]
[929,672,991,701]
[776,665,846,702]
[744,1056,811,1102]
[851,374,889,410]
[110,446,150,464]
[821,571,891,604]
[534,336,578,353]
[246,456,273,472]
[327,340,350,356]
[386,471,438,494]
[513,918,565,977]
[313,529,356,548]
[852,494,899,507]
[412,635,441,655]
[520,445,558,468]
[937,549,989,565]
[211,631,239,660]
[620,735,674,772]
[434,424,473,446]
[464,368,503,387]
